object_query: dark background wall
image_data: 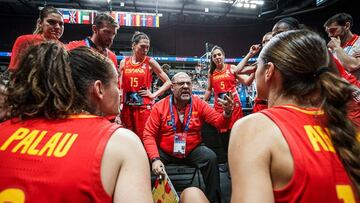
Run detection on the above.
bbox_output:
[0,0,358,58]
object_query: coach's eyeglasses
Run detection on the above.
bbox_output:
[172,81,192,87]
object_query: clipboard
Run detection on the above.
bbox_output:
[152,173,179,203]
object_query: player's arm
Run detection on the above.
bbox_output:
[149,58,171,99]
[118,59,125,105]
[101,128,153,203]
[235,70,255,86]
[203,73,213,102]
[229,113,274,203]
[232,44,261,74]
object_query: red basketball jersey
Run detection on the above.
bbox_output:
[261,105,359,203]
[9,34,45,71]
[0,115,120,203]
[210,64,240,111]
[121,56,153,105]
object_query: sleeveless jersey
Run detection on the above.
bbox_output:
[210,64,240,111]
[261,105,359,203]
[9,34,45,71]
[121,56,153,106]
[0,115,120,203]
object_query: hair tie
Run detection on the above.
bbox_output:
[313,67,329,78]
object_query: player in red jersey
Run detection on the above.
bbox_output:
[0,42,153,203]
[203,44,260,173]
[8,6,63,72]
[252,32,273,113]
[66,13,118,68]
[204,45,260,131]
[119,31,171,139]
[229,30,360,202]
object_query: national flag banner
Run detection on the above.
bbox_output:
[76,11,80,23]
[155,15,160,27]
[146,15,153,27]
[62,10,70,23]
[131,14,136,26]
[125,13,132,26]
[135,14,141,26]
[70,11,77,24]
[141,14,147,26]
[57,9,160,27]
[79,11,90,24]
[118,13,125,26]
[89,11,95,24]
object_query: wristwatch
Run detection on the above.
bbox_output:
[151,157,161,163]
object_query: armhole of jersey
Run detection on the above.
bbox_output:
[227,63,232,74]
[146,56,152,89]
[260,109,305,197]
[92,123,120,200]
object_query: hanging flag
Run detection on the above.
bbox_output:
[141,14,147,26]
[146,15,153,27]
[79,11,90,24]
[135,14,141,26]
[89,11,95,24]
[118,13,125,26]
[70,11,77,23]
[125,13,132,26]
[58,8,160,27]
[62,10,70,23]
[131,14,136,26]
[155,15,160,27]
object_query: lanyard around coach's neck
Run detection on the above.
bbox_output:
[169,95,192,133]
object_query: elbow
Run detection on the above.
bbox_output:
[244,80,253,86]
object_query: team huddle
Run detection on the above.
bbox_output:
[0,6,359,203]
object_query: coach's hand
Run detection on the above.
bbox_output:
[152,160,166,177]
[218,93,234,117]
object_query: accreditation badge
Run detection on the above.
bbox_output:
[173,133,186,155]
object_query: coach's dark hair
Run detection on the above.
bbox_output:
[131,31,150,45]
[6,41,76,119]
[94,13,119,28]
[68,46,114,113]
[34,6,62,34]
[260,29,360,194]
[209,45,225,75]
[324,13,353,28]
